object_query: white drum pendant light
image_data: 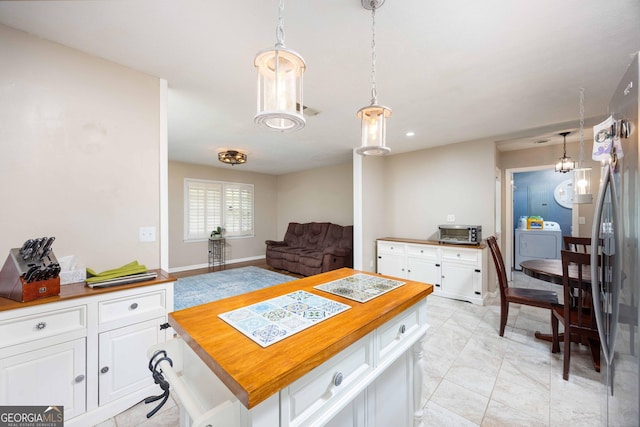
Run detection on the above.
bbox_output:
[356,0,391,156]
[254,0,305,132]
[573,88,593,204]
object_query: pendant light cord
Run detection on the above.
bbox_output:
[370,3,378,104]
[579,87,585,167]
[276,0,285,48]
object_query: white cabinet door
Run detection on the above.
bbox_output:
[0,338,86,420]
[368,352,412,427]
[377,241,406,278]
[407,256,440,286]
[377,253,405,278]
[98,317,165,405]
[441,263,476,298]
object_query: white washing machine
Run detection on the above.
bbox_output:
[514,221,563,270]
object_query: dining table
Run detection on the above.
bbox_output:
[519,258,600,372]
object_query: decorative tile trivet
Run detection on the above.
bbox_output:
[218,290,350,347]
[313,273,406,303]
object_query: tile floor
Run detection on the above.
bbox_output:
[98,271,602,427]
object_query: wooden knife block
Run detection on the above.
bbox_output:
[0,251,60,302]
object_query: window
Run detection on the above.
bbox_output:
[184,179,254,241]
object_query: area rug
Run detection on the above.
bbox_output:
[173,266,297,311]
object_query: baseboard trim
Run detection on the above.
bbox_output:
[168,255,266,274]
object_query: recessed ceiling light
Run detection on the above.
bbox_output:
[405,131,415,137]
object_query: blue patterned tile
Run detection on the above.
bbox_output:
[218,290,350,347]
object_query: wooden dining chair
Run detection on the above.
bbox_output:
[551,249,600,380]
[563,236,602,253]
[486,236,559,337]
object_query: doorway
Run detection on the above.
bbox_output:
[504,165,576,280]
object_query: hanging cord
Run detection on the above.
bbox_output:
[370,2,378,104]
[579,88,585,167]
[275,0,285,48]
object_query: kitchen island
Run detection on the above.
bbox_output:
[154,268,432,427]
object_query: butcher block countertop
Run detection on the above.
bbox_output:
[168,267,433,409]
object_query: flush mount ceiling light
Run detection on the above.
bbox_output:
[572,88,593,203]
[254,0,305,132]
[555,131,575,173]
[355,0,391,156]
[218,150,247,166]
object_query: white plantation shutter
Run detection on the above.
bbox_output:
[224,184,254,237]
[184,179,253,241]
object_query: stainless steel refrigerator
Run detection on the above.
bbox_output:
[591,52,639,426]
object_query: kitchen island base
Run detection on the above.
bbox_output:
[149,299,428,427]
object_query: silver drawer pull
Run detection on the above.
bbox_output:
[130,302,139,310]
[101,366,110,374]
[333,372,343,387]
[75,375,85,383]
[399,324,406,334]
[35,322,47,330]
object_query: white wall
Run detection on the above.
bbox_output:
[275,162,353,237]
[360,156,387,272]
[168,161,278,270]
[385,140,496,240]
[0,24,162,271]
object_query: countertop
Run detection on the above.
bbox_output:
[377,237,487,249]
[0,269,175,312]
[168,267,433,409]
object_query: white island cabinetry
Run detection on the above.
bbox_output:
[156,268,432,427]
[377,238,487,305]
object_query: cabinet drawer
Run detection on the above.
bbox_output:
[406,244,438,259]
[441,248,478,264]
[377,242,405,255]
[0,306,86,348]
[99,290,166,325]
[376,302,422,362]
[286,335,372,425]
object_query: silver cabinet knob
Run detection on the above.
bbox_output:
[129,302,139,310]
[75,375,85,383]
[35,322,47,330]
[399,324,406,334]
[101,366,109,374]
[333,372,343,387]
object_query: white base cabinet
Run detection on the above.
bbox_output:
[377,238,488,305]
[0,281,174,426]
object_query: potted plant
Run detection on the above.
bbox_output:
[210,226,223,239]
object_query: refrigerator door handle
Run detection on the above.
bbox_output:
[591,165,612,365]
[591,163,622,367]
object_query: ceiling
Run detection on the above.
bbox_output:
[1,0,639,175]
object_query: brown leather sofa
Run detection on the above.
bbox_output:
[265,222,353,276]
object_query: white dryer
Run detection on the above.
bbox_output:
[514,221,563,270]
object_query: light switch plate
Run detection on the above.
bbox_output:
[139,226,156,242]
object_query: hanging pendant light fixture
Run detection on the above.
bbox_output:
[355,0,391,156]
[555,131,575,173]
[254,0,305,132]
[572,88,593,203]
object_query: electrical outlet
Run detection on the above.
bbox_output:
[447,214,455,222]
[139,226,156,242]
[579,216,586,225]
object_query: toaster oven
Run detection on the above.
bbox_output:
[437,225,482,245]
